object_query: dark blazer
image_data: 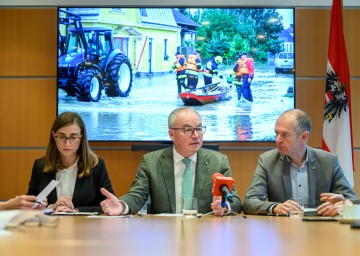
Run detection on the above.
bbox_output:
[243,147,356,215]
[27,157,114,212]
[119,147,242,214]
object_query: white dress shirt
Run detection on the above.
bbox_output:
[173,148,197,214]
[55,160,78,198]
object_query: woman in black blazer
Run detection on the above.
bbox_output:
[27,112,114,213]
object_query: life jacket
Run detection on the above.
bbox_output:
[174,55,187,72]
[235,58,254,76]
[203,59,218,77]
[187,54,201,72]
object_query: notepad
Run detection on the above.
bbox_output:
[302,216,338,221]
[303,208,318,216]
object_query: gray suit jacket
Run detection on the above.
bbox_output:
[243,147,356,215]
[119,147,242,214]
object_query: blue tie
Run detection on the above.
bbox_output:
[182,158,193,200]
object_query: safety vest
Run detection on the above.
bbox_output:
[203,59,218,78]
[187,54,201,72]
[235,58,254,76]
[174,55,187,72]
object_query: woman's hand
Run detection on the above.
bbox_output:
[50,196,74,212]
[54,205,78,213]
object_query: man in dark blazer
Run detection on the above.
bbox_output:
[243,109,356,216]
[100,107,241,215]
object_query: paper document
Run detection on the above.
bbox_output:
[51,212,99,216]
[155,213,183,217]
[33,180,60,209]
[86,215,133,219]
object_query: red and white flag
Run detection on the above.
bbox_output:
[322,0,354,186]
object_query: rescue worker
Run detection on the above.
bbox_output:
[172,51,187,94]
[231,52,254,102]
[186,50,202,90]
[203,56,223,86]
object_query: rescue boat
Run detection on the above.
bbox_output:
[179,82,233,106]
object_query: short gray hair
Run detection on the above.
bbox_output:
[168,107,201,128]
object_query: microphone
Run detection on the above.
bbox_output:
[211,173,234,207]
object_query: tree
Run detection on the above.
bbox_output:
[201,32,232,63]
[180,8,286,63]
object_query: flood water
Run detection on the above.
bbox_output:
[58,64,294,142]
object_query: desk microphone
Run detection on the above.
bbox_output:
[211,173,234,207]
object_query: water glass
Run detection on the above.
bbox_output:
[343,198,360,219]
[289,198,304,218]
[182,198,198,217]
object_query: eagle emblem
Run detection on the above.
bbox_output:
[324,69,348,123]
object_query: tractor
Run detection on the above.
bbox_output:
[58,9,132,102]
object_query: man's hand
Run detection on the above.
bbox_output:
[320,193,345,204]
[211,196,226,216]
[317,193,345,216]
[272,200,302,215]
[4,195,47,210]
[273,201,289,215]
[100,188,124,216]
[317,201,341,216]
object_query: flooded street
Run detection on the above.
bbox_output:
[58,64,294,142]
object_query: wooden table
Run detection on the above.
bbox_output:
[1,214,360,256]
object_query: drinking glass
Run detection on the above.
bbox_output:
[182,198,198,217]
[289,198,304,219]
[343,198,360,219]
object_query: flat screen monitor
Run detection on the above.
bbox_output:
[57,7,295,142]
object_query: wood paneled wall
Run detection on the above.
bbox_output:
[1,8,360,201]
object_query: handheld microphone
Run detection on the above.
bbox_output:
[211,173,234,207]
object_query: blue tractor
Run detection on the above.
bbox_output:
[58,10,132,102]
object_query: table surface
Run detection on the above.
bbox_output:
[1,214,360,256]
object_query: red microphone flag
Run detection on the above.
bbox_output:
[211,173,234,196]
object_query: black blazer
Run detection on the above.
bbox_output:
[27,157,114,212]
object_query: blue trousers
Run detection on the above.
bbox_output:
[236,74,253,102]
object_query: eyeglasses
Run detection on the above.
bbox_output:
[170,126,206,136]
[6,214,59,230]
[54,134,82,144]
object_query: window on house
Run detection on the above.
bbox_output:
[140,8,147,17]
[164,39,169,60]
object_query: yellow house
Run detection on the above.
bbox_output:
[63,7,181,77]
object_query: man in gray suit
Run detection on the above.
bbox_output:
[243,109,356,216]
[100,107,241,215]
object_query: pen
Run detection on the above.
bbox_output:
[197,211,214,218]
[32,201,47,209]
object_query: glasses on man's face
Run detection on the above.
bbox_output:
[170,126,206,136]
[54,134,82,144]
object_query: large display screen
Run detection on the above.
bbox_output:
[57,7,295,142]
